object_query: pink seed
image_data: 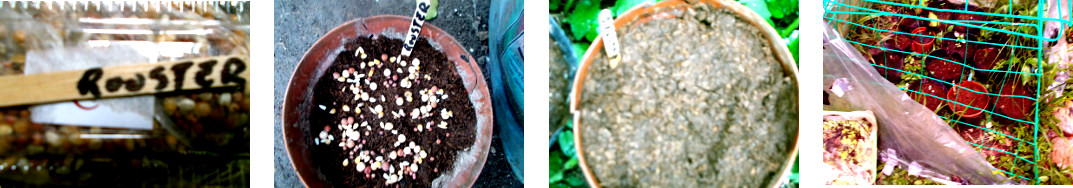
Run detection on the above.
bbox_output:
[349,67,355,73]
[436,139,440,144]
[324,125,331,132]
[381,54,388,61]
[333,72,340,78]
[347,116,354,125]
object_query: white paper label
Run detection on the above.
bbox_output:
[598,9,621,68]
[401,0,432,57]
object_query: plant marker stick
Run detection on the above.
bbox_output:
[0,55,249,107]
[401,0,432,57]
[598,9,621,68]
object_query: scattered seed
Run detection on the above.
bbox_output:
[381,54,388,61]
[396,97,403,106]
[329,109,336,114]
[438,121,448,129]
[343,105,350,112]
[318,105,326,110]
[390,56,396,63]
[343,159,349,167]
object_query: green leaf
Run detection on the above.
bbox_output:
[613,0,649,17]
[564,157,578,170]
[550,151,564,183]
[559,130,577,157]
[787,30,799,64]
[572,42,589,61]
[550,0,560,11]
[425,0,439,20]
[738,0,772,21]
[566,119,574,128]
[566,0,600,41]
[565,173,586,186]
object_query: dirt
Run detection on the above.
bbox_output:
[993,78,1035,122]
[549,39,570,133]
[577,5,796,187]
[869,44,904,84]
[909,79,949,111]
[307,36,476,187]
[925,50,964,81]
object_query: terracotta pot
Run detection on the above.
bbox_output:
[568,0,798,187]
[911,27,935,54]
[925,49,964,81]
[280,15,493,187]
[947,80,990,118]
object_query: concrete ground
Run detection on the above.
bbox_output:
[273,0,520,187]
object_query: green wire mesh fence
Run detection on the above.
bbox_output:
[824,0,1071,184]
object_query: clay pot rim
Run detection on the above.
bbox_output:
[567,0,798,187]
[280,15,492,188]
[946,80,989,118]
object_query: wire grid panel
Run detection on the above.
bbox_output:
[824,0,1071,184]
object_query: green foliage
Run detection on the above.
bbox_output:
[559,130,577,157]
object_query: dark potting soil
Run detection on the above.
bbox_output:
[578,6,797,188]
[869,45,904,84]
[307,36,476,187]
[925,50,963,81]
[948,81,989,117]
[994,78,1035,121]
[909,79,948,111]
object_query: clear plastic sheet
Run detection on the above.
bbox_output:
[822,22,1008,185]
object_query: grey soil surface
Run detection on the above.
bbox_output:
[577,6,797,187]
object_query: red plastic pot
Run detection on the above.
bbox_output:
[911,27,934,54]
[947,80,990,118]
[280,15,493,187]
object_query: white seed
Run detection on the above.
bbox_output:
[361,92,370,101]
[376,156,384,161]
[389,151,397,159]
[319,131,328,139]
[384,69,391,77]
[319,105,326,110]
[410,163,418,172]
[436,89,444,95]
[356,161,366,170]
[389,56,396,63]
[401,60,407,66]
[398,134,406,145]
[372,161,381,170]
[314,138,320,145]
[438,121,448,129]
[343,105,350,112]
[442,94,447,100]
[343,159,349,167]
[397,68,403,73]
[421,94,428,102]
[329,109,336,114]
[413,58,420,66]
[385,122,394,130]
[419,150,427,158]
[396,97,403,106]
[371,83,378,90]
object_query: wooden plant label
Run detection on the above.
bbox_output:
[401,0,432,57]
[598,9,621,68]
[0,55,248,107]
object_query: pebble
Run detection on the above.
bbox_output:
[0,124,12,136]
[195,102,213,116]
[163,98,178,113]
[177,98,196,113]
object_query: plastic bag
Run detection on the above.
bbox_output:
[822,22,1007,185]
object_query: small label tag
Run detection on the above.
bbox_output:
[598,9,621,68]
[401,0,432,57]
